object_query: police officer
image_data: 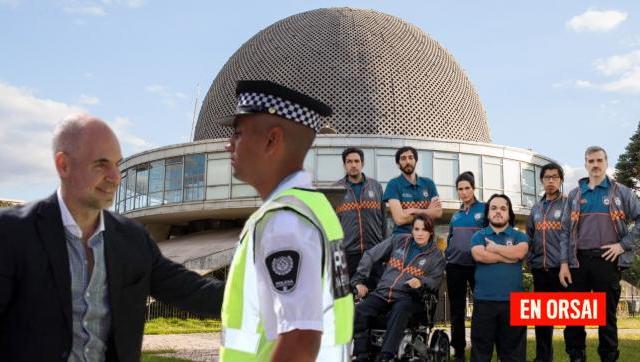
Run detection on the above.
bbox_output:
[383,146,442,235]
[526,163,568,362]
[559,146,640,362]
[470,194,529,362]
[218,80,353,362]
[446,171,485,361]
[333,147,386,281]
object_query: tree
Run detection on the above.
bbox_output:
[615,121,640,287]
[623,255,640,287]
[615,121,640,192]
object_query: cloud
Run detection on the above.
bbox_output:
[552,79,593,90]
[0,0,21,7]
[63,4,106,16]
[122,0,144,8]
[0,82,83,190]
[145,84,189,108]
[595,50,640,76]
[77,94,100,105]
[601,69,640,93]
[0,81,152,192]
[110,116,154,152]
[574,80,593,89]
[595,50,640,94]
[567,9,628,32]
[568,50,640,95]
[145,84,167,93]
[60,0,145,17]
[552,80,571,89]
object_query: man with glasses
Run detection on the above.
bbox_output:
[526,163,568,362]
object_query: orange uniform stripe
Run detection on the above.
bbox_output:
[335,201,381,213]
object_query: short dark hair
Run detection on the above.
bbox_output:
[585,145,608,161]
[341,147,364,164]
[539,163,564,181]
[412,214,435,243]
[456,171,475,189]
[484,194,516,227]
[395,146,418,164]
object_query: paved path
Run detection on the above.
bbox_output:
[143,329,640,361]
[143,333,218,361]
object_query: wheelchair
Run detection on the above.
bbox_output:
[358,286,450,361]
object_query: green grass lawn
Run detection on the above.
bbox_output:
[141,352,192,362]
[460,316,640,329]
[145,317,638,336]
[142,335,640,362]
[144,317,221,335]
[452,335,640,361]
[141,318,640,361]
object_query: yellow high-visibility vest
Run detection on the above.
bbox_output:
[220,188,354,361]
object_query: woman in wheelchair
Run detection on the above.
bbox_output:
[351,214,445,362]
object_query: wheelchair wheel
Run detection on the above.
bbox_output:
[427,329,450,362]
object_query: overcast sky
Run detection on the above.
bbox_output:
[2,0,639,201]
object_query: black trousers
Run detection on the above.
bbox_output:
[353,294,422,356]
[471,300,526,362]
[564,250,622,359]
[446,264,475,357]
[531,267,566,362]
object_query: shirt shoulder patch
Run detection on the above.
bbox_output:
[265,249,300,294]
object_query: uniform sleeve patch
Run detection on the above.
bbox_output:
[265,250,300,294]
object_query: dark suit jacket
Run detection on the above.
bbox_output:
[0,194,225,361]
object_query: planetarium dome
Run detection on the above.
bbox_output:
[194,7,491,142]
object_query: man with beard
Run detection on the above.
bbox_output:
[470,194,529,362]
[333,147,386,280]
[559,146,640,362]
[383,146,442,235]
[526,163,568,362]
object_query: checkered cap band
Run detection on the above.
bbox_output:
[237,92,322,132]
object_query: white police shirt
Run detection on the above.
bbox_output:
[254,170,324,340]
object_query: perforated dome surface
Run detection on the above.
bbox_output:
[195,7,491,142]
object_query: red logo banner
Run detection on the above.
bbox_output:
[510,292,606,326]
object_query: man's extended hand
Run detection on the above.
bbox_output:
[405,278,422,289]
[559,263,572,288]
[356,283,369,298]
[601,243,624,262]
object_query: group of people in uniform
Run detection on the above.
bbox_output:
[218,81,639,362]
[336,144,639,362]
[1,79,639,362]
